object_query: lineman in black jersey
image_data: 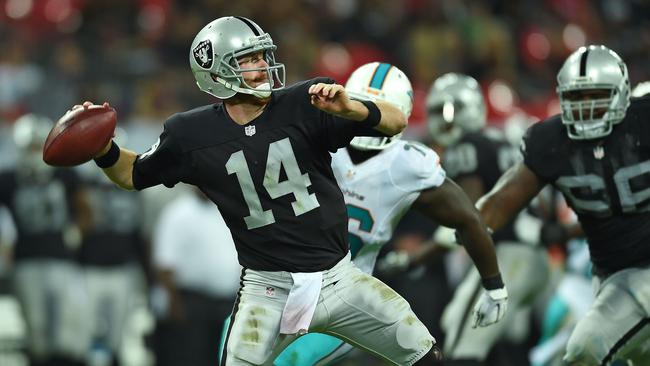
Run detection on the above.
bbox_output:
[1,114,91,365]
[421,73,549,364]
[82,16,444,365]
[76,163,146,363]
[478,45,650,365]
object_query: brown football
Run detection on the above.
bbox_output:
[43,104,117,166]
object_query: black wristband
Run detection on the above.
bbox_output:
[94,140,120,168]
[359,99,382,127]
[481,273,504,290]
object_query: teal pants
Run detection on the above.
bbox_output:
[219,315,348,366]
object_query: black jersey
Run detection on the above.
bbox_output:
[79,172,143,266]
[442,130,521,243]
[522,95,650,274]
[0,169,80,260]
[132,77,383,272]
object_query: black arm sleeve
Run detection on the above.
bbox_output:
[321,113,387,152]
[132,117,188,190]
[306,77,386,152]
[521,119,561,184]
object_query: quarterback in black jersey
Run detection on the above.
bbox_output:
[478,45,650,365]
[1,114,91,365]
[85,16,442,366]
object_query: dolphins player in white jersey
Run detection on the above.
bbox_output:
[269,63,508,365]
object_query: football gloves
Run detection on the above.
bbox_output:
[472,286,508,328]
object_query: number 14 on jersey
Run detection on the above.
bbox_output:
[226,138,321,229]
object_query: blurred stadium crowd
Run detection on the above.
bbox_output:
[0,0,649,365]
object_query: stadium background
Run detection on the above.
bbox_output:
[0,0,649,365]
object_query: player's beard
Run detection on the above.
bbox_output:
[226,76,272,104]
[250,81,272,98]
[229,92,270,106]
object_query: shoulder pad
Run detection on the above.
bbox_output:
[390,141,445,191]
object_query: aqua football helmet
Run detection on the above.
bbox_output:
[345,62,413,150]
[189,16,286,99]
[426,73,486,147]
[556,45,630,140]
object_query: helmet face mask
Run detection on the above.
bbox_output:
[426,73,486,147]
[556,45,630,140]
[190,17,286,99]
[345,62,413,151]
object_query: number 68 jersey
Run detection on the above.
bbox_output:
[522,95,650,275]
[330,140,446,274]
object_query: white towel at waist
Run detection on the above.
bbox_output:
[280,272,323,334]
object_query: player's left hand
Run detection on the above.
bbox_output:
[69,101,116,158]
[472,286,508,328]
[308,83,353,115]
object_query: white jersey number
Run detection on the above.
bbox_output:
[226,138,321,229]
[556,159,650,217]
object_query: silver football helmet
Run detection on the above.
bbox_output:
[426,73,486,147]
[345,62,413,150]
[556,45,630,140]
[13,114,54,180]
[189,16,286,99]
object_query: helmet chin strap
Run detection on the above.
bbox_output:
[249,82,272,98]
[214,74,272,99]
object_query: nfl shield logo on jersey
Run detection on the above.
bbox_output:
[593,145,605,159]
[265,286,275,297]
[245,125,256,136]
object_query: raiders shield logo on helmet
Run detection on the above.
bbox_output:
[193,40,213,69]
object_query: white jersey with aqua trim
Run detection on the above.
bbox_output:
[331,140,446,274]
